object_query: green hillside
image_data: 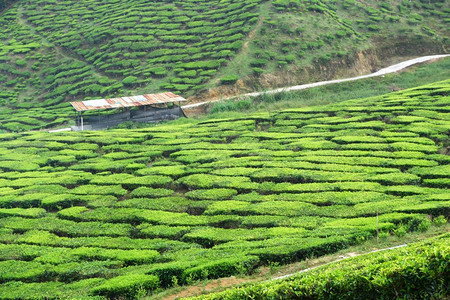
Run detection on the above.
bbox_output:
[0,0,449,130]
[0,79,448,298]
[188,234,449,299]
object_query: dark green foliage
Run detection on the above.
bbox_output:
[90,274,159,298]
[252,67,265,76]
[220,75,239,85]
[250,59,268,67]
[0,0,18,12]
[122,76,138,86]
[182,255,259,282]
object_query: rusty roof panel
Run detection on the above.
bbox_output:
[70,93,187,112]
[133,95,147,102]
[143,94,159,104]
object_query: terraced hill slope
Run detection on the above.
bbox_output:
[0,0,449,130]
[0,79,448,298]
[188,234,449,299]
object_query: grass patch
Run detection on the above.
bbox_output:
[207,57,450,117]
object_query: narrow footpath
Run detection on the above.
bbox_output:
[272,244,407,281]
[161,244,409,299]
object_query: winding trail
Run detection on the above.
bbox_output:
[182,54,449,110]
[272,244,407,281]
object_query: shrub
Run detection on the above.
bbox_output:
[90,274,159,298]
[178,70,197,78]
[0,208,46,218]
[141,261,195,287]
[417,218,432,232]
[130,187,173,198]
[89,174,135,185]
[410,165,450,178]
[182,256,259,283]
[250,59,268,67]
[252,67,264,76]
[185,188,237,200]
[69,185,128,196]
[0,161,40,171]
[220,75,239,85]
[135,165,188,177]
[368,173,421,185]
[122,175,172,188]
[422,178,450,188]
[0,260,49,282]
[177,174,258,190]
[114,196,190,212]
[137,224,190,239]
[71,247,159,264]
[203,201,250,216]
[0,216,133,237]
[245,236,351,264]
[433,215,447,227]
[393,224,407,237]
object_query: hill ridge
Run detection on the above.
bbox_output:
[0,0,448,130]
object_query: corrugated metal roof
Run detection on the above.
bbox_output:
[70,92,187,112]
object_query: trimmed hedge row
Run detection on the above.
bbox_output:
[190,234,450,299]
[91,274,159,298]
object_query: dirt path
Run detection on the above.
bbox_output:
[271,244,407,281]
[242,16,265,54]
[182,54,449,110]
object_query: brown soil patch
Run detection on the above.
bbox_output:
[344,252,359,258]
[163,276,257,300]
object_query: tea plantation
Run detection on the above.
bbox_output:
[0,79,448,298]
[189,234,450,299]
[0,0,449,131]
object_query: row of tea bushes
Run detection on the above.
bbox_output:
[0,81,448,297]
[189,233,450,299]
